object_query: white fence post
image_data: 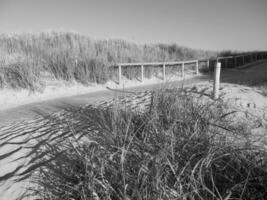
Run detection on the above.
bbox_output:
[163,63,166,81]
[182,62,185,77]
[141,65,144,82]
[196,60,199,75]
[118,65,122,85]
[213,62,221,100]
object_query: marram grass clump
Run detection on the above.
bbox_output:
[26,89,267,200]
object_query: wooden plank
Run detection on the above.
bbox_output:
[118,65,122,85]
[213,62,221,99]
[234,56,237,67]
[116,60,198,67]
[183,60,199,65]
[182,62,185,77]
[141,65,144,82]
[217,56,234,60]
[196,60,199,75]
[163,63,166,81]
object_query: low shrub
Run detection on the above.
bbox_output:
[25,89,267,200]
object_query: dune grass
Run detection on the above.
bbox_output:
[0,32,216,91]
[22,88,267,200]
[1,32,264,92]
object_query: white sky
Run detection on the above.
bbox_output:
[0,0,266,51]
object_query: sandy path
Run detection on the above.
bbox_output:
[0,60,266,127]
[0,75,208,126]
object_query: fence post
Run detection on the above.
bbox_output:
[118,65,122,85]
[213,62,221,100]
[163,63,166,81]
[207,59,209,70]
[141,65,144,82]
[182,62,185,77]
[196,60,199,75]
[234,56,237,67]
[242,56,245,65]
[225,58,228,68]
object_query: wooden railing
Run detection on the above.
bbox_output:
[115,60,200,85]
[214,51,267,99]
[113,51,267,85]
[216,51,267,68]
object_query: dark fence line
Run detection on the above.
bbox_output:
[112,51,267,84]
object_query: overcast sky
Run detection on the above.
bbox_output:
[0,0,266,51]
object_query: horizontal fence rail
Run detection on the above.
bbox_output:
[114,60,199,85]
[117,60,199,66]
[112,51,267,85]
[216,52,267,68]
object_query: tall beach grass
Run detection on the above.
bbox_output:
[22,88,267,200]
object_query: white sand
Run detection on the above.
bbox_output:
[0,73,197,111]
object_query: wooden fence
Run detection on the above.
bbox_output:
[113,51,267,85]
[216,52,267,68]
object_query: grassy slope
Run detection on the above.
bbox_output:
[0,32,217,91]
